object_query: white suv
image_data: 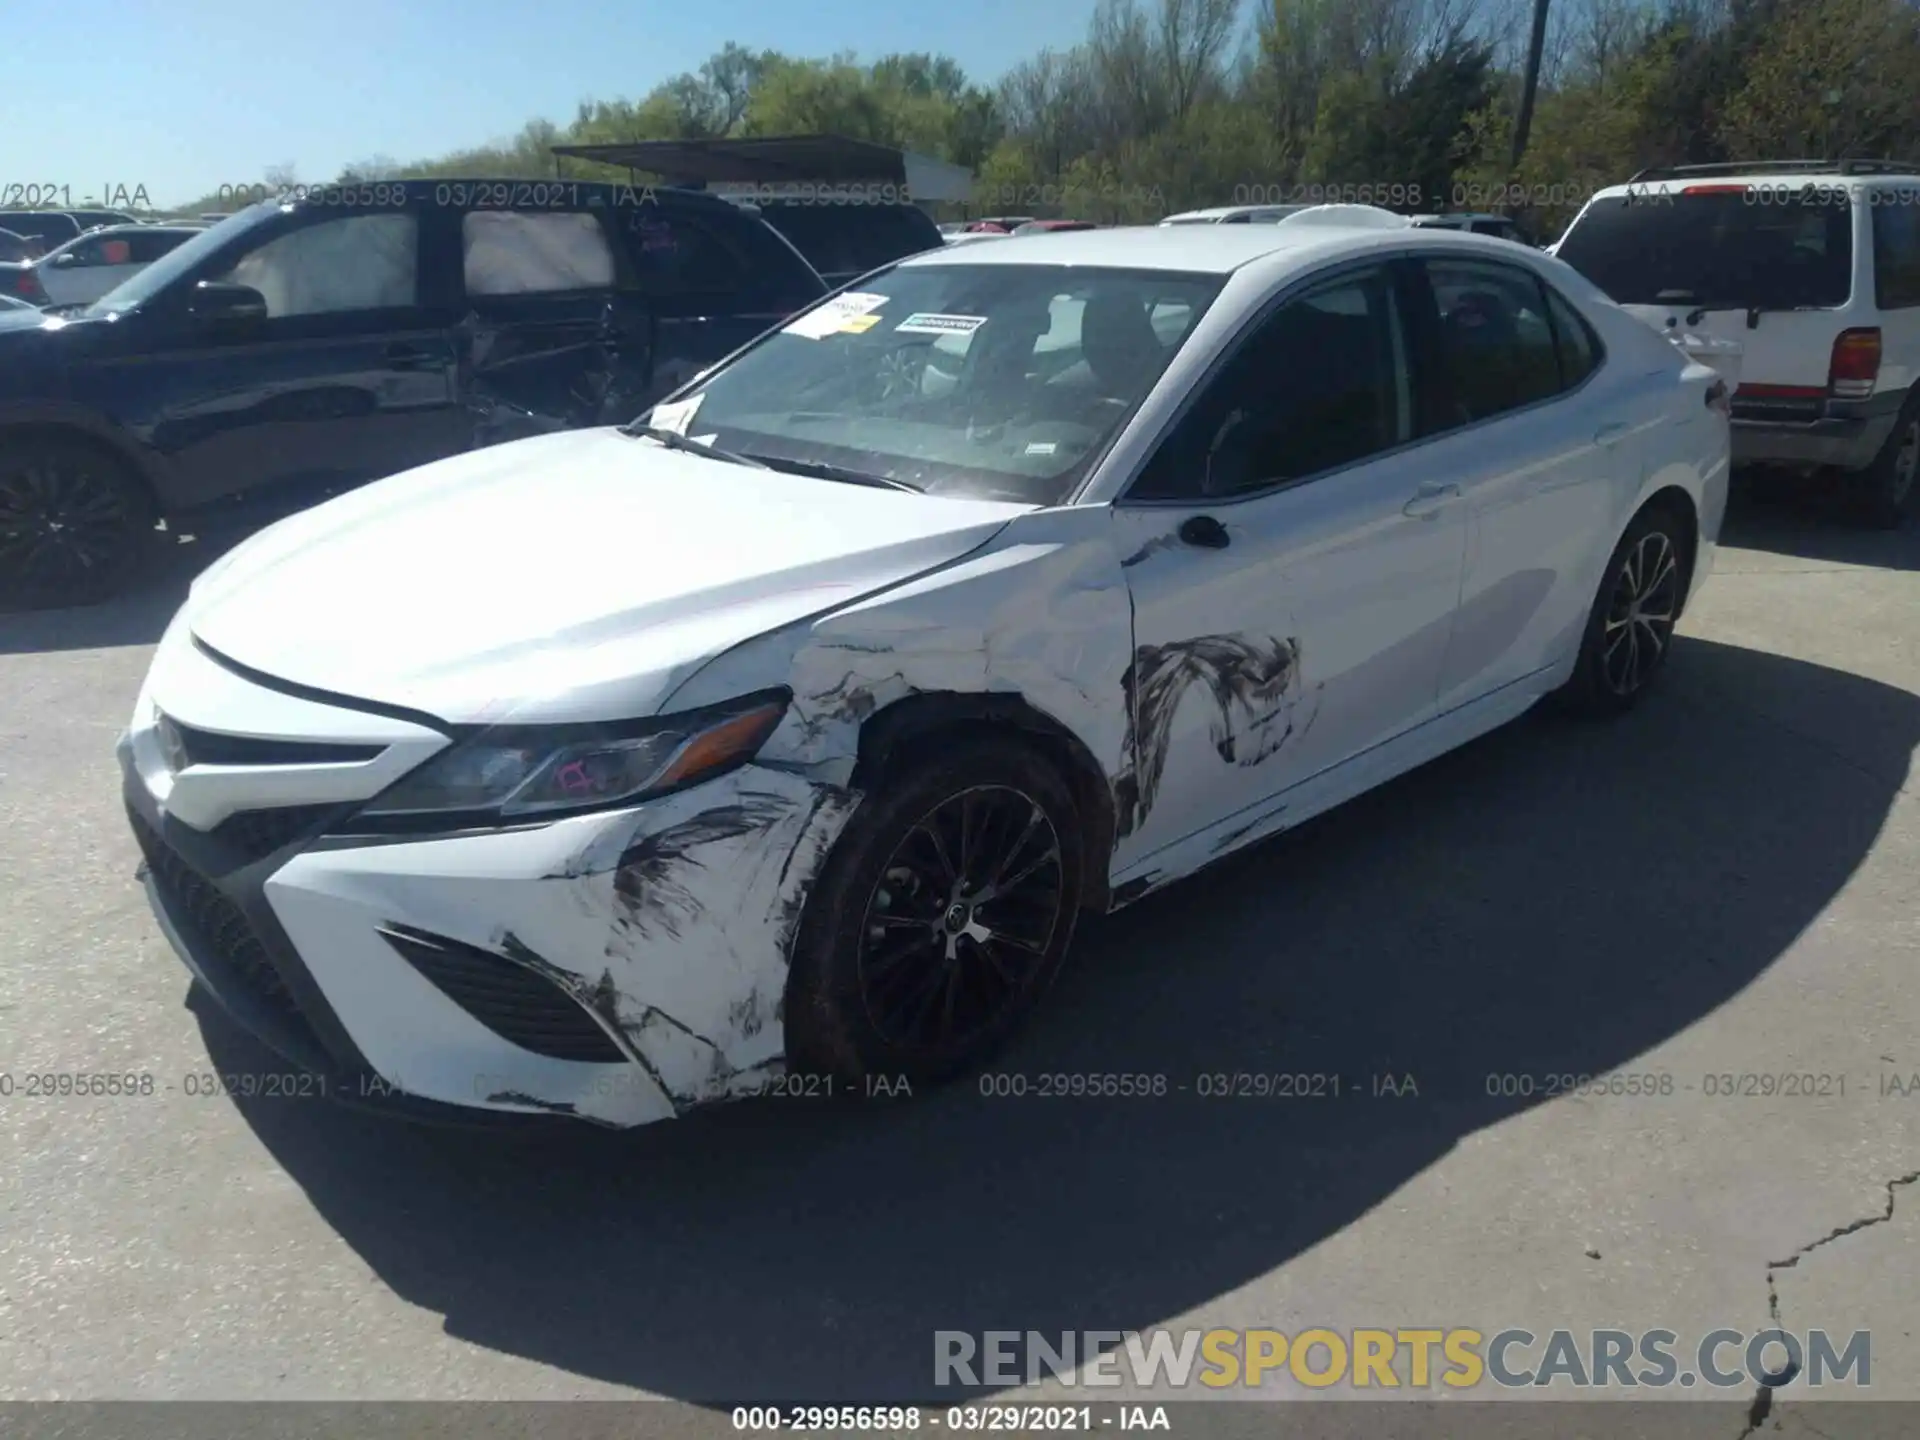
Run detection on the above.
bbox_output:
[1553,160,1920,526]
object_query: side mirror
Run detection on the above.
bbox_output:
[187,280,268,325]
[49,252,77,267]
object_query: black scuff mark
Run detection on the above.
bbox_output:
[495,931,680,1113]
[632,1001,724,1055]
[727,992,770,1041]
[814,638,899,655]
[1112,873,1160,907]
[485,1090,579,1117]
[793,669,907,745]
[1121,532,1183,568]
[613,793,792,941]
[1211,802,1289,854]
[1111,634,1306,837]
[768,788,860,967]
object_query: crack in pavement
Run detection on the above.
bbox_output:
[1735,1171,1920,1438]
[1766,1170,1920,1272]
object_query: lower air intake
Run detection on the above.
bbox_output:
[378,928,628,1064]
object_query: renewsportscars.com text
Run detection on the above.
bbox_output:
[934,1327,1871,1390]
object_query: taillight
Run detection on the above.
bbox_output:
[1829,328,1882,399]
[1682,184,1749,196]
[14,269,44,303]
[1706,379,1730,416]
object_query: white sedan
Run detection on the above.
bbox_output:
[121,223,1729,1127]
[22,224,202,308]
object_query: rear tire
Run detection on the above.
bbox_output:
[0,434,156,609]
[1555,504,1690,718]
[1857,395,1919,530]
[784,735,1085,1086]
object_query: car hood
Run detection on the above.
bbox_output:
[0,306,55,335]
[184,427,1034,725]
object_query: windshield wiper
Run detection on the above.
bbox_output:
[620,424,769,468]
[742,453,921,492]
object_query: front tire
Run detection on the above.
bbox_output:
[784,736,1086,1085]
[0,435,156,609]
[1556,504,1689,717]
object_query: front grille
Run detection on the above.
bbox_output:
[129,808,312,1037]
[379,928,628,1064]
[210,804,337,865]
[169,720,384,768]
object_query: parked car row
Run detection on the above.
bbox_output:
[0,223,205,310]
[0,180,858,607]
[0,207,146,256]
[7,160,1916,615]
[1548,159,1920,527]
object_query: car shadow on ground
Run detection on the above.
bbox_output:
[195,636,1919,1404]
[1720,471,1920,572]
[0,522,254,654]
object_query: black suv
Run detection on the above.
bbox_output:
[0,179,827,606]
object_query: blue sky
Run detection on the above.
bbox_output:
[11,0,1103,208]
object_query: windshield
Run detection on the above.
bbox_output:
[81,202,275,317]
[1556,192,1853,309]
[644,262,1224,505]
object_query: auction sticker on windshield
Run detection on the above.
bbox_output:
[784,291,890,339]
[648,394,704,435]
[895,312,987,336]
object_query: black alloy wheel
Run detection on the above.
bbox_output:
[784,736,1086,1084]
[0,438,154,607]
[1599,526,1682,698]
[857,785,1066,1053]
[1557,503,1690,717]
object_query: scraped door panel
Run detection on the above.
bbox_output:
[1109,263,1468,871]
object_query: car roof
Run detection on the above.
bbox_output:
[1591,170,1920,199]
[896,218,1463,277]
[63,223,197,239]
[1160,206,1245,222]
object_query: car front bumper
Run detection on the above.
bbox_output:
[120,630,859,1128]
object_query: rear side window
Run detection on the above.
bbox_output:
[127,230,192,263]
[1544,288,1601,387]
[462,210,615,296]
[622,207,750,297]
[1556,192,1852,309]
[1873,200,1920,309]
[1425,259,1565,423]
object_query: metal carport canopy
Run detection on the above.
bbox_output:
[548,134,974,202]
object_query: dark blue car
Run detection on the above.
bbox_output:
[0,179,827,607]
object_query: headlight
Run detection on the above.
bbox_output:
[357,690,789,826]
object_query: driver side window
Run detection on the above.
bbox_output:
[1130,266,1412,501]
[211,213,420,319]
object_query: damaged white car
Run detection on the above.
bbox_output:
[121,223,1730,1126]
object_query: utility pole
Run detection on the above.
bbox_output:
[1510,0,1553,174]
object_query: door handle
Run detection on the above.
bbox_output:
[1593,420,1632,447]
[1402,482,1461,518]
[1178,514,1230,549]
[384,343,436,371]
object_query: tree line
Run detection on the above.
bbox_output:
[174,0,1920,234]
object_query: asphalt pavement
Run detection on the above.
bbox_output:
[0,486,1915,1434]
